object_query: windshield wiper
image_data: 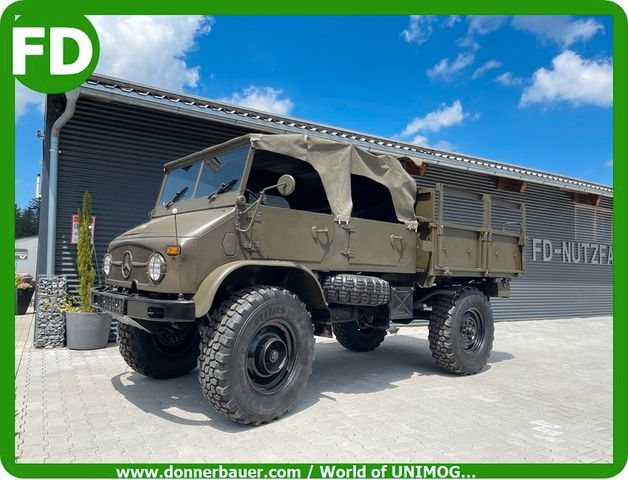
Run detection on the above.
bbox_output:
[207,178,238,204]
[165,186,189,209]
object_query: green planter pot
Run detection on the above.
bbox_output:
[15,287,34,315]
[66,312,113,350]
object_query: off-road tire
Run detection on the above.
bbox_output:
[198,286,315,425]
[332,320,387,352]
[118,322,199,379]
[323,274,390,306]
[428,287,494,375]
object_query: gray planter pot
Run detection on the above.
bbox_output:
[66,312,113,350]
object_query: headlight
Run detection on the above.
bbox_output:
[103,253,112,276]
[147,253,167,283]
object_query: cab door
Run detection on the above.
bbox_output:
[245,204,342,268]
[239,151,349,270]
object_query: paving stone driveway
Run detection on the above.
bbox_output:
[14,314,612,463]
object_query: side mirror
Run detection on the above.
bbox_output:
[235,195,247,211]
[148,208,154,218]
[276,174,296,196]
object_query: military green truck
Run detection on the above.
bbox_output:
[91,133,525,425]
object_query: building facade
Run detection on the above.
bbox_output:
[16,236,39,277]
[37,75,613,321]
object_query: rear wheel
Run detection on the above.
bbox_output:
[332,316,387,352]
[118,322,199,379]
[428,287,494,375]
[198,286,315,425]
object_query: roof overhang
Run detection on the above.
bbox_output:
[73,73,612,198]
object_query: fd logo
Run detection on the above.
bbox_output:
[13,28,93,75]
[12,12,99,94]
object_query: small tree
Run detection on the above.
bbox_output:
[15,198,41,239]
[76,192,95,312]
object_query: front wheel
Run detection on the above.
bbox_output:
[118,322,199,379]
[428,287,494,375]
[198,286,315,425]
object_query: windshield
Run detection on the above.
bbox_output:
[158,146,249,208]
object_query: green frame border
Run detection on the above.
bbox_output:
[2,1,625,477]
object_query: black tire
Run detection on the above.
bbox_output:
[323,274,390,306]
[118,322,199,379]
[332,319,387,352]
[428,287,494,375]
[198,286,315,425]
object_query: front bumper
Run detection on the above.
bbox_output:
[90,286,196,323]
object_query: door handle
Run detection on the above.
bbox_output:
[312,226,329,235]
[390,235,405,248]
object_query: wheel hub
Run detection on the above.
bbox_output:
[153,326,197,356]
[256,336,288,375]
[460,308,484,352]
[246,323,297,394]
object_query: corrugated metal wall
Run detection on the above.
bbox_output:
[54,97,612,321]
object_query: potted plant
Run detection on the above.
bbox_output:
[15,274,34,315]
[65,192,112,350]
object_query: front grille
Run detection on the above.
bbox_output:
[108,246,152,285]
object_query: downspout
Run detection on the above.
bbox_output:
[45,89,80,275]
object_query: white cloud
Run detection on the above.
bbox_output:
[15,80,44,122]
[401,15,463,45]
[428,53,475,79]
[411,134,429,145]
[401,15,437,45]
[14,15,211,122]
[520,50,612,108]
[400,100,465,137]
[221,86,294,115]
[472,60,501,79]
[431,140,455,151]
[445,16,462,28]
[409,136,455,151]
[495,72,523,86]
[467,16,508,35]
[457,35,480,52]
[89,16,213,91]
[512,16,604,47]
[605,159,613,168]
[400,101,467,149]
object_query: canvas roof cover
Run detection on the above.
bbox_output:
[248,134,421,229]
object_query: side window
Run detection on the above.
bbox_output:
[246,151,332,214]
[350,175,399,223]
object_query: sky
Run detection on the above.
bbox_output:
[14,15,613,207]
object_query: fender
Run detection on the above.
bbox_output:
[193,260,329,320]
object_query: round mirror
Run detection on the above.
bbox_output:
[276,174,296,196]
[235,195,247,211]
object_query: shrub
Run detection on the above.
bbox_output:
[76,192,95,312]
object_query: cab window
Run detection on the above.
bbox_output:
[159,162,200,206]
[246,150,332,214]
[158,146,249,207]
[195,147,249,197]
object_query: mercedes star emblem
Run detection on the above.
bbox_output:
[121,251,133,279]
